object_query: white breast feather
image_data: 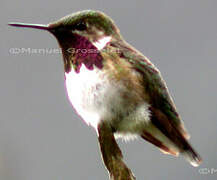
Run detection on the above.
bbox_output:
[65,65,150,135]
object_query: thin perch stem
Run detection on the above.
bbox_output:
[98,122,136,180]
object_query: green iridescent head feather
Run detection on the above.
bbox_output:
[49,10,119,36]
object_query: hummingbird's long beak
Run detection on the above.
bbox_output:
[8,22,49,30]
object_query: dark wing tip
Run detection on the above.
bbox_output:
[183,150,202,167]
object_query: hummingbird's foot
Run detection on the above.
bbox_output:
[97,121,136,180]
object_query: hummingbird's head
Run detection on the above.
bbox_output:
[48,10,120,46]
[9,10,121,72]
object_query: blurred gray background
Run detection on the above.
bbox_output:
[1,0,217,180]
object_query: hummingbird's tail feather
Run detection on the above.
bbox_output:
[141,131,179,156]
[182,146,202,167]
[149,107,202,167]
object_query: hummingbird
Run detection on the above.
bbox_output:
[9,10,202,169]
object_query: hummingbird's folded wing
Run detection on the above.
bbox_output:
[110,40,189,138]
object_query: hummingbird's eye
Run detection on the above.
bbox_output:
[74,22,87,31]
